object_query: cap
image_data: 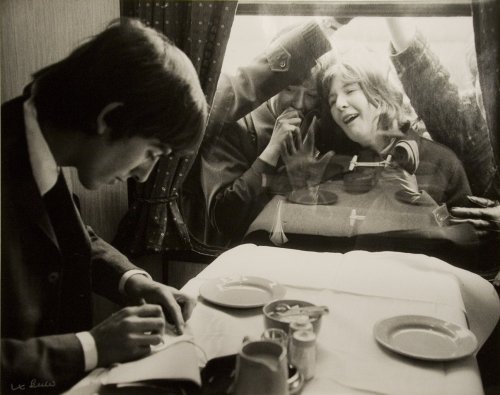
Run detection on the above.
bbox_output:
[290,316,313,332]
[292,330,316,346]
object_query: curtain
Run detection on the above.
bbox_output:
[472,0,500,196]
[114,0,237,255]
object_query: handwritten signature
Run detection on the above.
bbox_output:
[11,379,56,391]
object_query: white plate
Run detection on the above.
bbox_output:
[199,276,286,308]
[374,315,477,361]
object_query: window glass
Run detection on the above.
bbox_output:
[222,16,474,90]
[201,9,497,271]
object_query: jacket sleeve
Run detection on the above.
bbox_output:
[88,226,140,304]
[442,151,472,207]
[1,334,85,393]
[0,226,140,393]
[201,118,276,242]
[205,21,331,142]
[416,135,472,207]
[390,31,497,196]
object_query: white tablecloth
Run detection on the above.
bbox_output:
[182,244,500,395]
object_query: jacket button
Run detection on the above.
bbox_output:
[48,272,60,284]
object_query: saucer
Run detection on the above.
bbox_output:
[200,276,286,309]
[374,315,477,361]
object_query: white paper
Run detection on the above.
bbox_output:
[105,335,201,387]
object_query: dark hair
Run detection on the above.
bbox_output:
[32,18,207,153]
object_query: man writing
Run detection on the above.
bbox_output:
[1,19,206,393]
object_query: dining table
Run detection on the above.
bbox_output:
[66,244,499,395]
[182,244,499,395]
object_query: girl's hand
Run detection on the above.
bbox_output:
[281,116,334,190]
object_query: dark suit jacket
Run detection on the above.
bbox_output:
[1,96,139,392]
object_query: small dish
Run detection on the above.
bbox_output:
[374,315,477,361]
[263,299,323,334]
[343,169,378,194]
[199,276,286,309]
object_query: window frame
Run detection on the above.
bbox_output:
[236,0,471,17]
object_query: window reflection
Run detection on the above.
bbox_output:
[200,13,498,270]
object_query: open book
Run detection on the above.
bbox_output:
[104,333,202,388]
[99,332,236,395]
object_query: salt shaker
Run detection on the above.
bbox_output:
[289,329,316,381]
[288,315,313,355]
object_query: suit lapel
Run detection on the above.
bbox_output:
[20,171,61,249]
[44,172,91,255]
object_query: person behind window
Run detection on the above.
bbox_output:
[1,18,206,393]
[201,20,341,245]
[386,18,499,199]
[385,18,500,248]
[318,47,471,207]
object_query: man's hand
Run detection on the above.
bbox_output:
[124,275,196,335]
[281,116,334,189]
[90,304,166,367]
[260,108,303,167]
[450,197,500,238]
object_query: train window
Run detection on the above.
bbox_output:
[200,1,498,273]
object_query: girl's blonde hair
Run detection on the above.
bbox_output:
[319,47,409,131]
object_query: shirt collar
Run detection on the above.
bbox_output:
[23,97,60,196]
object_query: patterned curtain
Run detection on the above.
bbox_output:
[472,0,500,196]
[114,0,237,255]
